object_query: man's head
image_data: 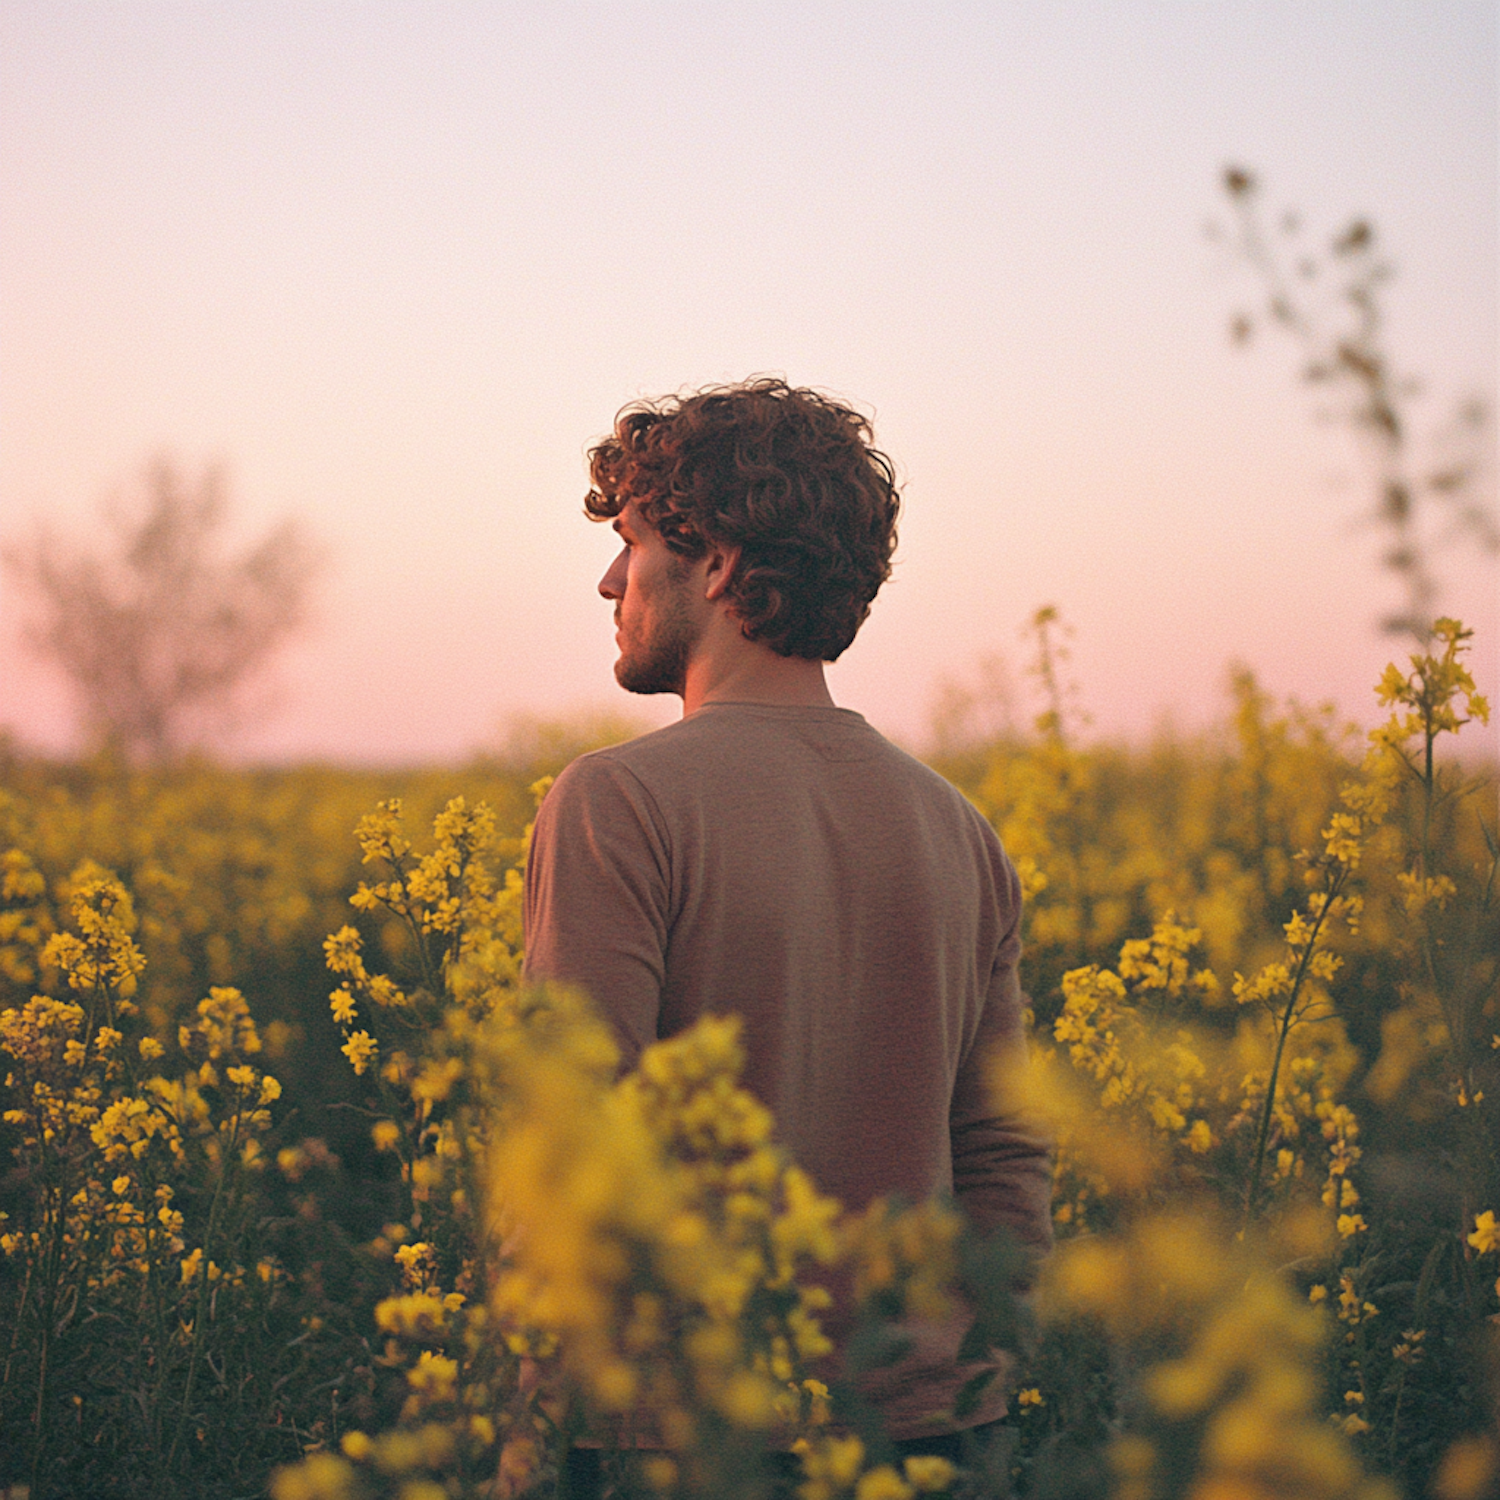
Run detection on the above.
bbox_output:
[585,378,901,662]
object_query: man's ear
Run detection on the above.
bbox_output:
[701,542,741,603]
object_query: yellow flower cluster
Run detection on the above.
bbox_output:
[347,796,512,991]
[5,638,1489,1498]
[1031,913,1362,1237]
[848,1195,963,1324]
[0,840,49,986]
[1054,923,1217,1142]
[1371,617,1491,750]
[792,1432,959,1500]
[1048,1213,1396,1500]
[980,623,1498,1497]
[275,796,547,1500]
[1468,1210,1499,1257]
[1,850,292,1490]
[488,1000,844,1445]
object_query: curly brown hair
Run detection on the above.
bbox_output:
[585,377,901,661]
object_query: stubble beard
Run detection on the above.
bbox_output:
[614,563,698,697]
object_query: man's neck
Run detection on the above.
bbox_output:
[680,630,835,716]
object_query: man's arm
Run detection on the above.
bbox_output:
[522,754,671,1071]
[948,881,1055,1261]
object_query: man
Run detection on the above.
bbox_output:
[523,377,1052,1452]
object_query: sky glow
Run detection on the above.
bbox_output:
[2,2,1495,763]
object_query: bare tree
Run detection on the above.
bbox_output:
[5,458,320,761]
[1211,166,1497,640]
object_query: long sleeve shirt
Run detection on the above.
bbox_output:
[524,701,1053,1436]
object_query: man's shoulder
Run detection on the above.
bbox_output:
[537,715,723,831]
[550,705,993,836]
[545,715,703,797]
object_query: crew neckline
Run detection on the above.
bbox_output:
[688,700,868,723]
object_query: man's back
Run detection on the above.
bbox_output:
[523,702,1050,1248]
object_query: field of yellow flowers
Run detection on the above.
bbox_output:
[2,620,1496,1500]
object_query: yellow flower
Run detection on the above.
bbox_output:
[375,1292,448,1337]
[1467,1211,1499,1255]
[341,1430,372,1460]
[329,987,357,1025]
[718,1369,778,1428]
[1433,1436,1500,1500]
[1336,1213,1367,1239]
[397,1481,447,1500]
[269,1451,356,1500]
[341,1030,378,1076]
[641,1455,677,1491]
[1392,1330,1425,1364]
[1017,1386,1044,1407]
[323,925,367,977]
[903,1455,957,1492]
[799,1377,832,1425]
[406,1349,458,1400]
[394,1241,433,1284]
[855,1466,915,1500]
[795,1433,866,1496]
[371,1120,401,1152]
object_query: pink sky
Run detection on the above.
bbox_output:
[2,3,1495,763]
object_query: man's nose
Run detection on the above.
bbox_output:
[599,546,628,599]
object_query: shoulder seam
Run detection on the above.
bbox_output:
[563,751,674,865]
